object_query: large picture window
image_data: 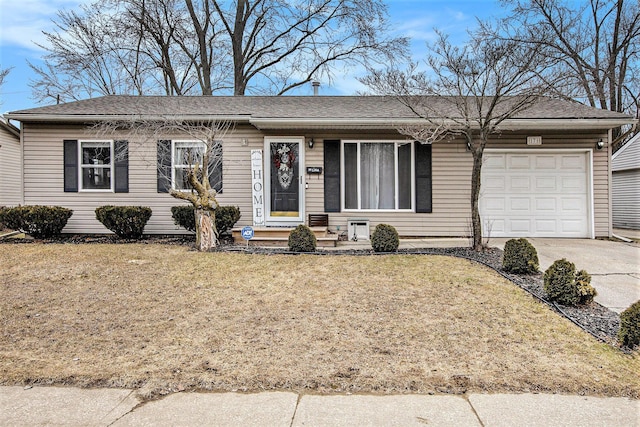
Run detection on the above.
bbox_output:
[80,141,113,190]
[343,141,414,211]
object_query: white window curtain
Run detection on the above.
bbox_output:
[360,143,395,209]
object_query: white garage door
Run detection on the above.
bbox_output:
[480,151,591,238]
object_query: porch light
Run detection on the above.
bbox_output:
[308,138,314,149]
[596,139,604,150]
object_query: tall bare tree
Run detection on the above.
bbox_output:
[0,66,11,105]
[212,0,407,95]
[95,117,231,251]
[362,30,557,250]
[495,0,640,126]
[31,0,407,101]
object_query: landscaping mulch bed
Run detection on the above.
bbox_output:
[2,233,622,347]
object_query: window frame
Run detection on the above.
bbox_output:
[341,140,415,212]
[171,140,206,192]
[78,140,114,192]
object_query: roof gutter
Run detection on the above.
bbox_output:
[250,117,637,131]
[4,113,254,123]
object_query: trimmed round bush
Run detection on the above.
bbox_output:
[95,205,152,239]
[171,205,197,232]
[618,300,640,348]
[575,269,597,305]
[371,223,399,252]
[502,238,539,274]
[288,224,317,252]
[171,205,241,236]
[543,259,597,306]
[0,205,73,238]
[544,258,580,305]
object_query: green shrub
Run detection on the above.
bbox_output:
[575,269,597,305]
[171,206,197,232]
[288,224,317,252]
[544,259,579,305]
[543,259,597,306]
[215,206,241,235]
[95,206,152,239]
[371,223,399,252]
[0,206,7,229]
[502,238,539,274]
[171,205,241,236]
[618,300,640,348]
[0,205,73,238]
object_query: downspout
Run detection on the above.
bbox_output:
[607,128,612,238]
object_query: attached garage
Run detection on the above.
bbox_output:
[480,150,592,238]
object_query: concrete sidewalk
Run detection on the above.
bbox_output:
[1,386,638,426]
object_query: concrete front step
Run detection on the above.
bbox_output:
[231,226,338,247]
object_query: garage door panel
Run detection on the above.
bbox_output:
[535,198,557,212]
[535,155,557,169]
[509,198,531,212]
[535,219,557,233]
[480,150,590,238]
[535,176,557,190]
[561,155,586,170]
[484,154,506,169]
[509,176,531,190]
[509,155,531,169]
[562,176,586,192]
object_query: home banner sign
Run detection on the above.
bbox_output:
[251,149,265,226]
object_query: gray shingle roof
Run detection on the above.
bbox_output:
[8,95,633,121]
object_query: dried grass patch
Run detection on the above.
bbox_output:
[1,244,638,398]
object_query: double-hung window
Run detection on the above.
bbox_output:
[80,141,113,191]
[157,140,222,193]
[343,141,414,211]
[172,141,206,191]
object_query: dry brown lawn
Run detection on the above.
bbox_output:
[1,243,638,399]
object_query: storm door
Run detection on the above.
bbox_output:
[265,137,304,224]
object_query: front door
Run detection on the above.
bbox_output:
[265,137,304,224]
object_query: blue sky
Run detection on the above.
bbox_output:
[0,0,505,114]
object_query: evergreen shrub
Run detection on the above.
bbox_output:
[543,258,597,306]
[0,205,73,238]
[618,300,640,348]
[288,224,317,252]
[371,223,399,252]
[502,238,539,274]
[95,205,152,238]
[171,205,241,236]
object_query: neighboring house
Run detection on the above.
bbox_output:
[612,132,640,230]
[5,96,635,238]
[0,117,22,207]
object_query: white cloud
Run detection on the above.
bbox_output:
[0,0,90,50]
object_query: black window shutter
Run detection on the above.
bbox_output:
[323,140,341,212]
[114,140,129,193]
[208,142,223,193]
[63,139,78,192]
[157,140,172,193]
[415,142,432,213]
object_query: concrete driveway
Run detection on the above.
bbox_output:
[492,238,640,313]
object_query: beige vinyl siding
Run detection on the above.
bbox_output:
[0,124,22,207]
[21,123,264,234]
[21,123,612,237]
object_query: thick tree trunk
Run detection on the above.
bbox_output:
[470,144,484,251]
[194,208,216,251]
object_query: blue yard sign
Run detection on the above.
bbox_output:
[241,226,254,241]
